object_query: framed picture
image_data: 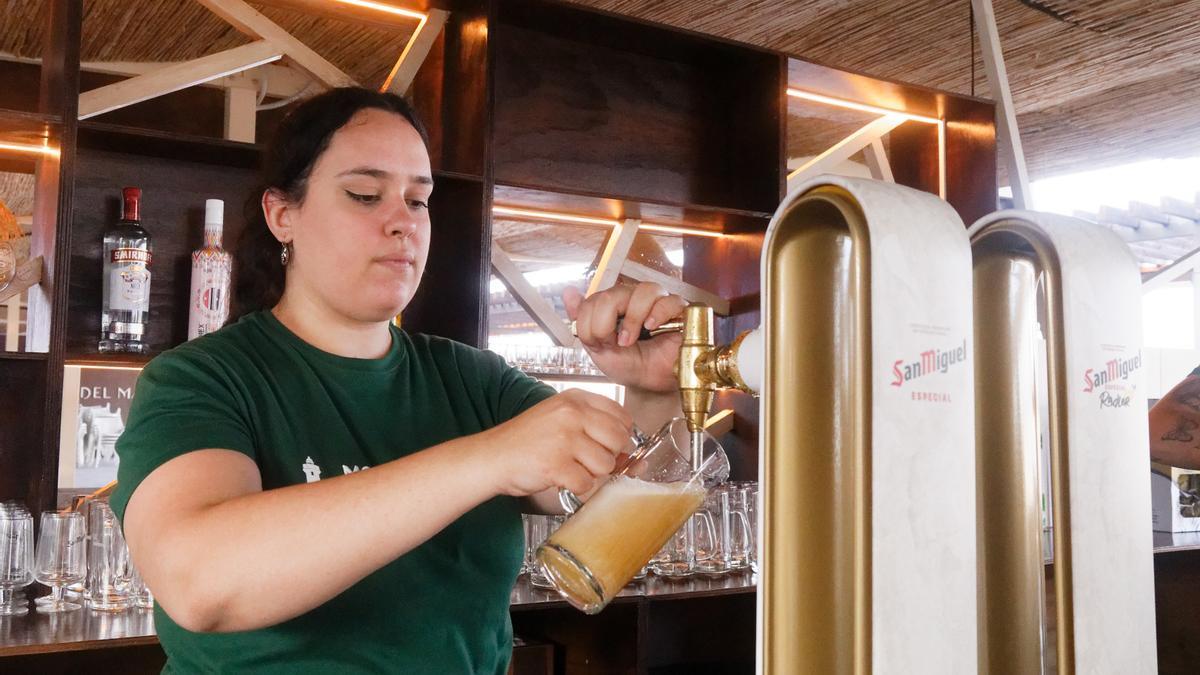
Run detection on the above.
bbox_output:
[58,363,144,489]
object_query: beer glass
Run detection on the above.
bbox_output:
[537,417,728,614]
[527,515,565,589]
[34,511,86,613]
[85,500,132,611]
[694,484,753,575]
[651,510,717,578]
[0,506,33,616]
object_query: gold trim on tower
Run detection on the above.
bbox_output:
[761,185,872,674]
[971,221,1075,675]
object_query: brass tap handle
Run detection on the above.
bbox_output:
[568,317,685,341]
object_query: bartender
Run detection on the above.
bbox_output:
[112,87,686,673]
[1150,366,1200,469]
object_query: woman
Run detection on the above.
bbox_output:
[113,87,686,673]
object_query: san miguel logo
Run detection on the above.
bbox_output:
[1082,350,1142,409]
[891,339,968,388]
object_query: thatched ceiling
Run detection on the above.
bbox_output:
[570,0,1200,180]
[2,0,416,89]
[3,0,1195,182]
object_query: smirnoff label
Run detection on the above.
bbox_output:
[1082,349,1142,409]
[110,248,152,265]
[107,248,151,312]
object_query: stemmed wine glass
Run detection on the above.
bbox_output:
[35,511,86,613]
[0,504,34,616]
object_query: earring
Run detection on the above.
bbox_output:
[280,242,291,266]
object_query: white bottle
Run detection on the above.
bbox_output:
[187,199,232,340]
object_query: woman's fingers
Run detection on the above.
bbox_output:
[576,284,632,348]
[620,283,668,346]
[643,292,687,332]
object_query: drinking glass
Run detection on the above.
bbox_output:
[739,481,760,572]
[537,417,728,614]
[129,562,154,610]
[651,510,717,578]
[694,484,752,575]
[35,511,86,613]
[0,508,34,616]
[85,500,132,611]
[528,515,564,589]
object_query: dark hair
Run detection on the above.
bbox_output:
[232,87,430,318]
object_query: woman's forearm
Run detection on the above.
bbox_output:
[135,435,500,633]
[623,386,682,433]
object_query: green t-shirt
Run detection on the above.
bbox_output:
[111,311,555,674]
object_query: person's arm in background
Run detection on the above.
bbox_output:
[1149,368,1200,470]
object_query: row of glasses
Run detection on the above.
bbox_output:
[0,499,153,616]
[492,343,602,377]
[649,481,759,578]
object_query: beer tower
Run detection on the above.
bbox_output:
[971,211,1157,674]
[678,176,980,674]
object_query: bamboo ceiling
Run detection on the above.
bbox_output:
[568,0,1200,179]
[2,0,1196,179]
[2,0,417,89]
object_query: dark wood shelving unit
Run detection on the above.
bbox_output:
[77,121,264,169]
[0,351,50,362]
[493,182,771,233]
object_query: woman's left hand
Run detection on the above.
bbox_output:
[563,282,687,393]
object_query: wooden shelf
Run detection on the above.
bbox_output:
[0,108,63,132]
[0,351,48,362]
[64,353,153,368]
[524,371,609,382]
[77,122,263,169]
[493,183,772,234]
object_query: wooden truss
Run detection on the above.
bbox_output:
[76,0,445,140]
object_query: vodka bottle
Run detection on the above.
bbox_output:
[99,187,152,354]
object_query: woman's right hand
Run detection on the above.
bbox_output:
[483,389,634,498]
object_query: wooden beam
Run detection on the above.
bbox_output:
[972,0,1031,209]
[197,0,358,88]
[586,218,639,297]
[78,40,282,119]
[620,260,730,316]
[863,139,894,182]
[491,246,576,347]
[863,138,895,182]
[703,408,735,437]
[1143,246,1200,293]
[3,292,19,351]
[252,0,425,30]
[787,114,906,191]
[224,82,258,142]
[382,9,449,95]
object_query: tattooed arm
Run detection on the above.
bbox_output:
[1149,369,1200,470]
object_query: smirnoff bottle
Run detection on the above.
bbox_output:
[187,199,232,340]
[99,187,152,353]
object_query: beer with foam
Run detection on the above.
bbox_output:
[537,476,706,613]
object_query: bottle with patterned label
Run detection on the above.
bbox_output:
[187,199,232,340]
[99,187,152,353]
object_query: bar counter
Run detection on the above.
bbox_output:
[0,571,759,673]
[5,535,1200,673]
